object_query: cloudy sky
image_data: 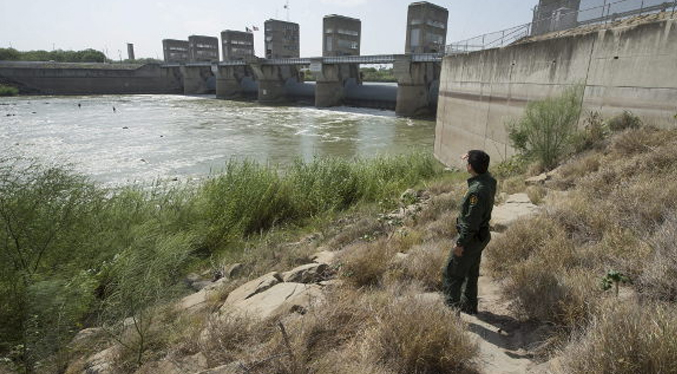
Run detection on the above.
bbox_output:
[1,0,539,60]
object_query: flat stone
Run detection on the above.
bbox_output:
[311,250,337,265]
[179,289,208,311]
[84,346,119,374]
[491,193,540,232]
[69,327,103,347]
[224,272,282,305]
[178,277,230,311]
[191,280,213,291]
[227,282,324,320]
[282,263,329,283]
[525,173,549,185]
[225,263,244,279]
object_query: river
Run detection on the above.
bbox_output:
[0,94,435,186]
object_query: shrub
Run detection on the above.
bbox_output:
[607,110,642,132]
[0,85,18,96]
[557,301,677,374]
[508,85,584,169]
[569,111,609,153]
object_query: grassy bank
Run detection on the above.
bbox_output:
[0,151,443,372]
[0,84,19,96]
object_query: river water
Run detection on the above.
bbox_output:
[0,95,435,186]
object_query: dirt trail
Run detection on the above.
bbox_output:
[461,275,551,374]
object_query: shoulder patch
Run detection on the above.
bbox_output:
[469,194,479,205]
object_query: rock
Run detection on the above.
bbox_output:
[185,273,201,283]
[224,272,282,305]
[491,193,540,232]
[282,263,329,283]
[154,352,208,374]
[177,277,229,311]
[311,249,337,265]
[225,263,244,279]
[191,280,213,291]
[225,282,324,320]
[69,327,103,347]
[319,279,344,288]
[525,173,549,185]
[84,346,119,374]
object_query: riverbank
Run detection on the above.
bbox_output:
[0,151,447,372]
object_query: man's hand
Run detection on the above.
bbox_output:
[453,245,464,257]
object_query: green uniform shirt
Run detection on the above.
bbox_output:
[456,172,497,248]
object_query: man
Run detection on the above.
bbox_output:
[443,150,496,315]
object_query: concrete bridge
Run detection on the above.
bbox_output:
[167,53,444,117]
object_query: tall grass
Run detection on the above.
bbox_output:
[0,151,441,371]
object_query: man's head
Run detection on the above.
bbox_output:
[462,150,490,175]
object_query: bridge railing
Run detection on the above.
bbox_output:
[446,0,677,55]
[161,53,446,68]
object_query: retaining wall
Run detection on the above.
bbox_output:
[0,63,183,95]
[435,17,677,167]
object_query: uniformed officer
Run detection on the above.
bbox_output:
[443,150,496,314]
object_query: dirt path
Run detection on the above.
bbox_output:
[461,275,550,374]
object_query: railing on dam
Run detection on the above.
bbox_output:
[446,0,677,55]
[161,53,444,68]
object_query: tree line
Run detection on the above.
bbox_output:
[0,48,107,63]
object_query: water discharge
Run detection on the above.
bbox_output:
[0,95,435,186]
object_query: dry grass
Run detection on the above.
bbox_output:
[384,240,451,291]
[199,311,274,367]
[421,211,457,242]
[638,213,677,302]
[526,185,547,204]
[358,291,479,374]
[326,217,385,250]
[416,191,461,225]
[556,300,677,374]
[487,126,677,340]
[264,285,481,374]
[485,215,566,280]
[338,239,394,288]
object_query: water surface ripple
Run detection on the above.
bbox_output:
[0,95,435,186]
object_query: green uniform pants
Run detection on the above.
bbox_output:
[442,234,491,313]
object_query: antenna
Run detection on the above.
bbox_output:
[284,0,290,21]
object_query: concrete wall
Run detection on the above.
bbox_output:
[435,17,677,168]
[0,63,184,95]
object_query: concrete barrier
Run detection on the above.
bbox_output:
[0,62,183,95]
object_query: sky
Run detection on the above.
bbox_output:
[0,0,539,60]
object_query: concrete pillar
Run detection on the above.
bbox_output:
[250,62,301,104]
[180,65,214,95]
[394,55,441,118]
[313,60,361,107]
[215,65,252,99]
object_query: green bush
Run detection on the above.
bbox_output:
[0,85,18,96]
[607,110,642,132]
[508,85,584,170]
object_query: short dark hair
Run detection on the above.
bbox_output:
[467,150,490,174]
